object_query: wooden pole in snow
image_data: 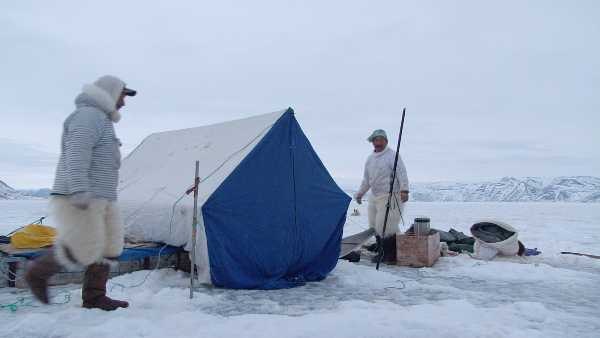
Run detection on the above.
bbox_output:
[376,108,406,270]
[190,160,200,299]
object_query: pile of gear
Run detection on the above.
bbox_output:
[341,219,542,264]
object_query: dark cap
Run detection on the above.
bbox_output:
[122,87,137,96]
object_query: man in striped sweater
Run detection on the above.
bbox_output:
[25,75,136,311]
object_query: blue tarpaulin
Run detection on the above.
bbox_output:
[202,108,351,289]
[3,245,181,261]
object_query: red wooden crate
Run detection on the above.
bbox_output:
[396,232,440,268]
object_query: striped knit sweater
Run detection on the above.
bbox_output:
[52,92,121,201]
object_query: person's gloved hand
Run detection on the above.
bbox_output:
[354,193,363,205]
[400,191,409,203]
[70,192,94,210]
[524,248,542,256]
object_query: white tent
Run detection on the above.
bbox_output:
[120,110,284,283]
[119,108,350,289]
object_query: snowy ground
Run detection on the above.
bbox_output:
[1,200,599,338]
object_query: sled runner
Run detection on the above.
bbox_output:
[561,251,600,260]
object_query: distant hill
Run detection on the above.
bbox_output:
[410,176,600,203]
[345,176,600,203]
[17,188,51,198]
[3,176,600,202]
[0,179,23,199]
[0,180,49,200]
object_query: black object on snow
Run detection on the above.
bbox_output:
[431,228,475,253]
[340,251,361,262]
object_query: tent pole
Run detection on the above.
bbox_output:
[190,160,200,299]
[376,108,406,270]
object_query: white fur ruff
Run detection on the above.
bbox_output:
[82,83,123,123]
[110,110,121,123]
[49,196,124,268]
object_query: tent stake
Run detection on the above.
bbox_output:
[377,108,406,270]
[190,160,200,298]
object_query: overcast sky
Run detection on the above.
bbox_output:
[1,1,599,189]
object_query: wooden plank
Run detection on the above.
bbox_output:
[339,228,375,258]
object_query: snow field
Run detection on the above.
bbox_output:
[1,200,599,338]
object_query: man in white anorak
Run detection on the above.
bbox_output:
[355,129,409,263]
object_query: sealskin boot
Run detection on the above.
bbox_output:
[82,263,129,311]
[371,235,397,264]
[25,250,62,304]
[382,234,397,263]
[370,236,383,263]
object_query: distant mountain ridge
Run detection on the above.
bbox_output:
[0,179,23,200]
[3,176,600,202]
[0,180,48,200]
[343,176,600,203]
[410,176,600,203]
[18,188,52,199]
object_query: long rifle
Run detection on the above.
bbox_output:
[190,160,200,298]
[561,251,600,259]
[376,108,406,270]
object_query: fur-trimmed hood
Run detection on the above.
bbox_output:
[76,75,127,122]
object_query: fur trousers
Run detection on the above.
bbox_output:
[49,196,124,268]
[368,193,404,238]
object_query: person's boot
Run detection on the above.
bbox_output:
[382,235,397,263]
[371,236,383,263]
[371,235,397,264]
[82,263,128,311]
[24,250,62,304]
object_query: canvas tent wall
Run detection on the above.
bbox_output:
[119,108,351,289]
